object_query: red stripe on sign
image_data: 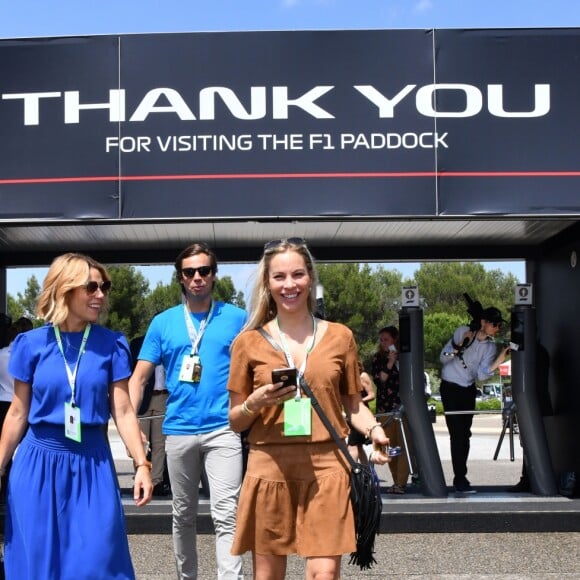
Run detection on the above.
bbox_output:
[1,170,580,185]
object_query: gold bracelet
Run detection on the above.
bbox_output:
[366,422,382,439]
[134,459,152,470]
[241,400,256,417]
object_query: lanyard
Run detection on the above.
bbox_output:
[276,315,317,398]
[183,299,215,355]
[54,324,91,406]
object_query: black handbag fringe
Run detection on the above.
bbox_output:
[348,463,382,569]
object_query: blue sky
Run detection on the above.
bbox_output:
[2,0,566,295]
[2,0,580,38]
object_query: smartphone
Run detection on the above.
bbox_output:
[271,367,298,390]
[388,344,398,353]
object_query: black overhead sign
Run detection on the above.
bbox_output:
[0,28,579,221]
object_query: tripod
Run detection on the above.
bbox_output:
[493,401,518,462]
[375,405,416,480]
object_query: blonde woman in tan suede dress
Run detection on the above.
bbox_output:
[228,238,389,580]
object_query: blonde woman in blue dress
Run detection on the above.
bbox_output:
[0,253,153,579]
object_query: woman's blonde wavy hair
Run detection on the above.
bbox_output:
[36,253,111,326]
[244,239,318,331]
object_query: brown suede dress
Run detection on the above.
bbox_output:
[227,321,362,557]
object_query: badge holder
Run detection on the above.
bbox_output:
[283,398,311,436]
[64,402,82,443]
[179,354,202,383]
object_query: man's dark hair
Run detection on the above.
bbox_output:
[174,242,219,293]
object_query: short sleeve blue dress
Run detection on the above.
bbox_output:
[4,323,135,580]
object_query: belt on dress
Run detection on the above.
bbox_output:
[151,389,169,395]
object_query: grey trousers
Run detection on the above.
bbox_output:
[165,426,244,580]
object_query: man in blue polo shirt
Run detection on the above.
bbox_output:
[130,242,247,579]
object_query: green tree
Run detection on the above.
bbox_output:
[423,311,465,368]
[105,266,150,340]
[359,266,407,366]
[18,275,41,320]
[6,275,41,325]
[317,263,402,365]
[142,279,182,331]
[414,262,517,322]
[6,294,24,321]
[214,276,246,309]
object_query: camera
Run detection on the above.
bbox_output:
[445,293,484,369]
[463,293,484,332]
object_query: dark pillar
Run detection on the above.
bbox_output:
[511,305,558,496]
[399,306,447,497]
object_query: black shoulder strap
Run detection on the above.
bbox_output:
[257,327,281,351]
[298,375,358,471]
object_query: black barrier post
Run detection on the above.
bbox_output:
[398,304,447,497]
[510,305,557,496]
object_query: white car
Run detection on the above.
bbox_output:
[482,383,502,399]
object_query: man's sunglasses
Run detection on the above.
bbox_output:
[83,280,112,295]
[264,237,306,251]
[181,266,213,278]
[486,321,502,328]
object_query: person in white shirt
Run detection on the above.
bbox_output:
[439,306,510,493]
[0,316,33,497]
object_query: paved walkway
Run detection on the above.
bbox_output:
[114,415,580,578]
[128,531,580,579]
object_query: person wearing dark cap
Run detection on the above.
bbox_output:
[440,306,510,493]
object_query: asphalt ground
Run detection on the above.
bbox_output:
[2,414,577,578]
[114,414,580,578]
[127,531,580,579]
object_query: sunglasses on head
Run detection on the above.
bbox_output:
[83,280,112,295]
[263,237,306,251]
[181,266,213,278]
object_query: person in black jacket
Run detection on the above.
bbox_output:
[372,326,410,494]
[129,335,170,497]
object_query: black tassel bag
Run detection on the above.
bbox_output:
[299,376,382,570]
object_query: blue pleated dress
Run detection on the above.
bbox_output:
[5,324,135,580]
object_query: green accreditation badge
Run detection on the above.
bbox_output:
[64,402,82,443]
[283,398,312,436]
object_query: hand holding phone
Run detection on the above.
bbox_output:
[271,367,298,391]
